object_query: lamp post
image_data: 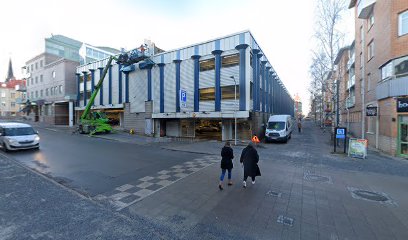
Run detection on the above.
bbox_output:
[230,76,237,146]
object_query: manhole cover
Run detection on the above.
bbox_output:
[347,187,396,205]
[304,174,332,184]
[266,190,282,198]
[277,215,294,227]
[353,190,388,202]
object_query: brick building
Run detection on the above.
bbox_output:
[348,0,408,157]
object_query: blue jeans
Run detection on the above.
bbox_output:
[220,169,232,181]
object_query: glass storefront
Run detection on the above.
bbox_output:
[398,115,408,158]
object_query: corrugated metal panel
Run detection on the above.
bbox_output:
[111,64,119,105]
[221,99,238,111]
[200,100,214,112]
[221,66,239,86]
[129,69,146,113]
[180,59,194,111]
[164,64,176,113]
[200,70,214,88]
[152,66,160,113]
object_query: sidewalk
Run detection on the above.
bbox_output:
[0,153,178,239]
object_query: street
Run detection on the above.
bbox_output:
[1,121,408,239]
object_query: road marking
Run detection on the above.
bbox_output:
[94,155,219,211]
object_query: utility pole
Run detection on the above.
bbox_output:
[361,24,366,139]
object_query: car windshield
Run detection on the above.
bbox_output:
[267,122,285,130]
[4,127,36,136]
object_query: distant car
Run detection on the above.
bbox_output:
[0,123,40,152]
[196,125,220,133]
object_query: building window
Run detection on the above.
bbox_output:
[368,14,374,30]
[199,59,215,72]
[381,62,393,80]
[52,71,56,79]
[1,102,6,107]
[360,26,363,43]
[368,41,374,60]
[221,54,239,68]
[31,92,34,99]
[27,78,29,86]
[27,67,29,73]
[221,85,240,99]
[399,10,408,36]
[50,87,54,96]
[40,60,43,67]
[360,52,363,68]
[394,55,408,77]
[1,92,5,98]
[367,73,371,91]
[58,85,63,94]
[31,64,33,71]
[40,90,43,97]
[46,88,49,96]
[10,93,15,99]
[35,76,38,84]
[31,78,33,85]
[10,102,15,108]
[35,91,38,98]
[40,75,43,82]
[35,62,38,70]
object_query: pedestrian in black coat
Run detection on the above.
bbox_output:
[240,142,261,188]
[219,141,234,190]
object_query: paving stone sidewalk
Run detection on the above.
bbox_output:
[0,153,178,240]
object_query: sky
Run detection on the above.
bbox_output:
[0,0,354,114]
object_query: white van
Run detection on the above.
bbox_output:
[0,123,40,151]
[265,115,293,143]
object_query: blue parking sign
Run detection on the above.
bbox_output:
[336,129,345,135]
[180,89,187,108]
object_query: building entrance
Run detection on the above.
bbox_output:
[398,116,408,158]
[195,119,222,140]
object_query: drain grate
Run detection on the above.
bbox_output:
[266,190,282,198]
[304,174,332,184]
[347,187,396,205]
[277,215,294,227]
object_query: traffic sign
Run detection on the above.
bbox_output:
[180,89,187,108]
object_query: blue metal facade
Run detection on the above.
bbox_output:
[75,31,294,117]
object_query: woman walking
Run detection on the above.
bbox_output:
[240,142,261,188]
[219,141,234,190]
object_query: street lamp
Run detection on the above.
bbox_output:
[230,76,237,146]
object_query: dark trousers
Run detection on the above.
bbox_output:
[243,175,256,182]
[220,168,232,181]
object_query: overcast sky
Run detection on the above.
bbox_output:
[0,0,354,114]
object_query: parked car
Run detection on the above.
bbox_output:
[0,123,40,151]
[265,115,293,143]
[196,125,220,133]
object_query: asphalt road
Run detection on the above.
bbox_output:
[2,129,203,197]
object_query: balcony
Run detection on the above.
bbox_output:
[376,75,408,100]
[357,0,376,19]
[346,96,355,109]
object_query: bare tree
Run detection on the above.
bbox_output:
[309,0,347,126]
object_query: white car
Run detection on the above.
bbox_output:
[0,123,40,151]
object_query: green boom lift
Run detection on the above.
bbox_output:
[78,46,153,135]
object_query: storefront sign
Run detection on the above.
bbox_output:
[348,138,368,159]
[397,98,408,113]
[366,106,377,116]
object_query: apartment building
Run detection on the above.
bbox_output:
[0,80,26,117]
[25,35,119,125]
[348,0,408,157]
[75,31,294,140]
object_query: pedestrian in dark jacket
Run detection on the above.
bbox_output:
[240,142,261,188]
[219,141,234,190]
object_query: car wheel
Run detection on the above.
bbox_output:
[283,136,288,143]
